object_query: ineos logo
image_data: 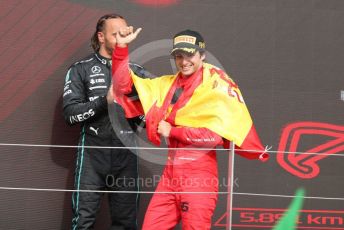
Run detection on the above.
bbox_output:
[91,66,101,74]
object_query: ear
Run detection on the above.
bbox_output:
[200,53,206,61]
[97,31,105,44]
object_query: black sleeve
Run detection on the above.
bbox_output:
[126,63,153,100]
[125,63,151,130]
[62,65,107,126]
[128,114,146,131]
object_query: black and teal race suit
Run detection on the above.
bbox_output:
[63,52,146,230]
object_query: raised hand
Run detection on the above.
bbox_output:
[116,26,142,47]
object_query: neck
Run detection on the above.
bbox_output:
[98,47,111,59]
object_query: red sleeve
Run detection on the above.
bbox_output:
[112,45,133,95]
[111,45,144,118]
[169,127,223,148]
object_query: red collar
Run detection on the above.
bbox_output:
[177,67,203,89]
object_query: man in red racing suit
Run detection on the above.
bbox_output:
[111,27,268,229]
[110,28,224,230]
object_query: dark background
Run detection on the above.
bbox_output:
[0,0,343,229]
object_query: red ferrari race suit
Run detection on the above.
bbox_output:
[142,127,223,230]
[112,46,223,229]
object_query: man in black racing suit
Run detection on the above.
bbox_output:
[62,14,147,230]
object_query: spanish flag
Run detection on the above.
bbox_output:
[113,50,268,161]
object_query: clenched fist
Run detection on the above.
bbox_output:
[157,120,172,138]
[116,26,142,47]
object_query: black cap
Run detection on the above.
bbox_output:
[171,29,205,55]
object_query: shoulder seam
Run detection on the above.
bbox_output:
[129,62,144,69]
[73,57,94,66]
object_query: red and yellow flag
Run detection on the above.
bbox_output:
[124,63,268,161]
